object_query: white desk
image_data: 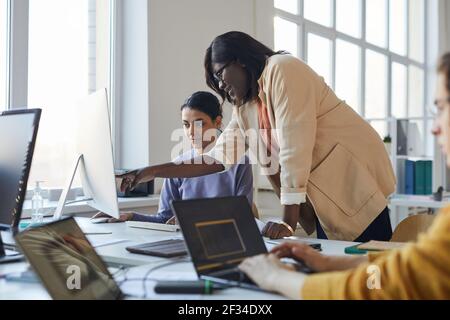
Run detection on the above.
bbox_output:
[0,218,358,300]
[21,195,160,218]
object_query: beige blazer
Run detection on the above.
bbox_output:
[206,54,396,240]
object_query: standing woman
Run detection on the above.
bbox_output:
[238,53,450,299]
[119,32,396,241]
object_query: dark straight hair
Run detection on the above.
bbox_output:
[180,91,222,120]
[438,52,450,94]
[204,31,285,105]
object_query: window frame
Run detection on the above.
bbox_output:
[3,0,118,194]
[274,0,431,190]
[0,0,11,110]
[274,0,428,119]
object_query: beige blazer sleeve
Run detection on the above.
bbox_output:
[265,59,318,205]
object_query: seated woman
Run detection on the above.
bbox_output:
[238,53,450,300]
[109,91,253,223]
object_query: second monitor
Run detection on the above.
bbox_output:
[54,89,120,221]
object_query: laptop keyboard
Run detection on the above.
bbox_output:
[125,239,187,258]
[210,268,255,285]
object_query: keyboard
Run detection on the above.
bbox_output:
[126,221,180,232]
[210,268,255,285]
[126,239,187,258]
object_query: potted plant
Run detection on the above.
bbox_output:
[383,135,392,155]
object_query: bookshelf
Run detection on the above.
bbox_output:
[385,117,435,196]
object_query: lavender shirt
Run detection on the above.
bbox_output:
[132,149,253,223]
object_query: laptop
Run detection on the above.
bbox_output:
[171,196,315,291]
[14,217,125,300]
[0,233,23,264]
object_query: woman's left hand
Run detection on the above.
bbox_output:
[238,254,294,291]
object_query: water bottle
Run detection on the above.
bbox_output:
[31,181,44,224]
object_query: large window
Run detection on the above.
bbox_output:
[26,0,111,189]
[0,0,7,110]
[273,0,429,158]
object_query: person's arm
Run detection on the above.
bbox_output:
[239,249,368,300]
[302,212,450,299]
[262,170,303,239]
[118,158,224,192]
[271,242,368,272]
[152,177,182,223]
[264,59,318,237]
[130,212,168,224]
[244,212,450,300]
[267,171,281,198]
[118,113,246,192]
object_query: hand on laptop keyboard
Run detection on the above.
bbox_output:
[90,212,135,224]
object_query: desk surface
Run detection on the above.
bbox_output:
[0,218,358,300]
[21,195,160,218]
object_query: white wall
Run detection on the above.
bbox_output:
[115,0,275,192]
[147,0,271,191]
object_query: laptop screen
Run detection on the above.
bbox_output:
[171,196,267,275]
[15,218,122,300]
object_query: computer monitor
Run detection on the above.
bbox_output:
[0,109,41,230]
[54,89,119,220]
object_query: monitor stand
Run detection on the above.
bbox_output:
[0,232,24,264]
[53,154,94,221]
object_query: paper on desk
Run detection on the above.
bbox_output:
[358,240,406,251]
[86,236,129,248]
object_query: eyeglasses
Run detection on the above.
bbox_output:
[429,97,450,117]
[213,61,234,84]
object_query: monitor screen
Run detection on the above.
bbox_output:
[0,110,40,229]
[172,197,267,275]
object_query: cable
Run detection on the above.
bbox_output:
[111,266,127,277]
[115,257,192,298]
[141,257,191,299]
[115,259,246,298]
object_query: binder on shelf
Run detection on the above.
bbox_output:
[396,159,406,194]
[414,161,426,195]
[397,120,408,156]
[405,160,415,195]
[425,161,433,195]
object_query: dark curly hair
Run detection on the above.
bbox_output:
[204,31,285,105]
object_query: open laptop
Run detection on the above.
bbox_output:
[171,196,315,291]
[14,217,125,300]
